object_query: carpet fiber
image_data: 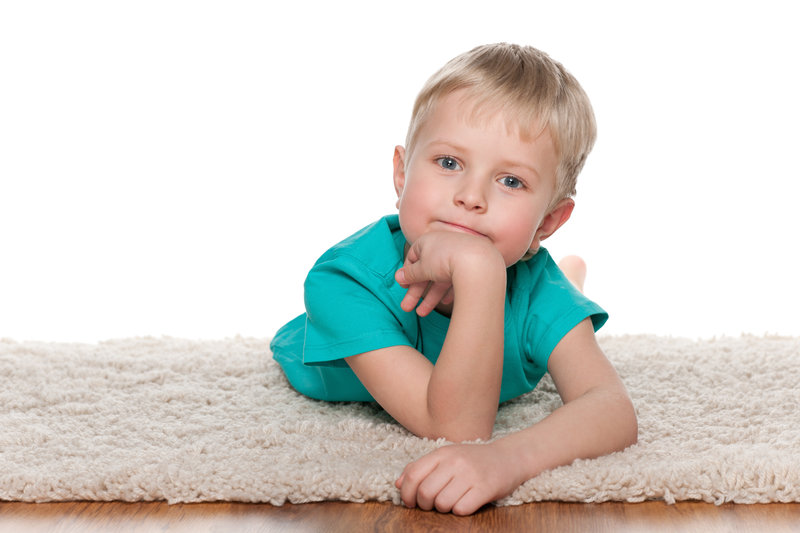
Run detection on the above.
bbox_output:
[1,335,798,506]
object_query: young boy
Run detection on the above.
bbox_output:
[271,43,637,515]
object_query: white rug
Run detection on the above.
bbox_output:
[1,335,798,506]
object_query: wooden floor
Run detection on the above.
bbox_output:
[1,500,799,533]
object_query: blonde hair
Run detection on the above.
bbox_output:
[404,43,596,202]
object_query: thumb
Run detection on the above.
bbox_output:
[395,263,427,286]
[395,268,409,287]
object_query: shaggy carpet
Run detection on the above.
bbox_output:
[1,335,798,506]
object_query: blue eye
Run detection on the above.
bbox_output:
[436,157,461,171]
[499,176,524,189]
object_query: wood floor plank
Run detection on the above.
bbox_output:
[1,500,799,533]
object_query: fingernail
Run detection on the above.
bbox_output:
[395,269,406,284]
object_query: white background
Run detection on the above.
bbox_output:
[1,1,798,343]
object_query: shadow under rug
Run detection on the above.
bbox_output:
[1,335,798,505]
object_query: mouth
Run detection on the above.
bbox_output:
[437,221,488,238]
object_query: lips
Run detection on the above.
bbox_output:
[436,220,488,238]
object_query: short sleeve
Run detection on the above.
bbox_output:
[302,256,414,367]
[527,282,607,372]
[514,250,608,375]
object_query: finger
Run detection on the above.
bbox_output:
[451,487,490,516]
[414,468,456,512]
[395,260,431,289]
[404,240,421,265]
[397,249,436,285]
[395,268,410,288]
[414,282,451,317]
[441,287,455,306]
[400,281,429,312]
[398,458,440,509]
[394,266,423,288]
[432,478,472,514]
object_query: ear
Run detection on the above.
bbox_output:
[529,198,575,254]
[393,146,407,207]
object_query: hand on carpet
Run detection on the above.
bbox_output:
[395,442,522,515]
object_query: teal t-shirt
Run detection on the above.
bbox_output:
[270,215,607,403]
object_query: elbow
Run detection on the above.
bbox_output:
[629,415,639,448]
[596,389,638,452]
[622,419,639,450]
[620,395,639,449]
[419,400,497,442]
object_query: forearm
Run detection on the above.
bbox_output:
[492,387,638,484]
[395,389,637,516]
[356,232,508,442]
[425,268,506,441]
[395,318,638,516]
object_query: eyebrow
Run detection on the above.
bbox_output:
[500,160,543,181]
[427,140,469,155]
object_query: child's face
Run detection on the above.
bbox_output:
[393,90,573,267]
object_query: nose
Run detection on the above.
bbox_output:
[453,176,487,212]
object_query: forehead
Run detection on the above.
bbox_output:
[419,90,554,152]
[422,89,551,147]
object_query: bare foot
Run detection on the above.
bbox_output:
[558,255,586,293]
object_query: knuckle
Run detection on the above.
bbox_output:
[435,498,453,513]
[403,470,424,485]
[452,501,476,516]
[418,487,436,502]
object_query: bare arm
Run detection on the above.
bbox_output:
[396,318,638,514]
[492,318,637,474]
[346,231,507,442]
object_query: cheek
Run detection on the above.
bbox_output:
[396,187,427,242]
[499,215,541,261]
[398,181,433,214]
[513,226,538,251]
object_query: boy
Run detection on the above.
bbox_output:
[271,43,637,515]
